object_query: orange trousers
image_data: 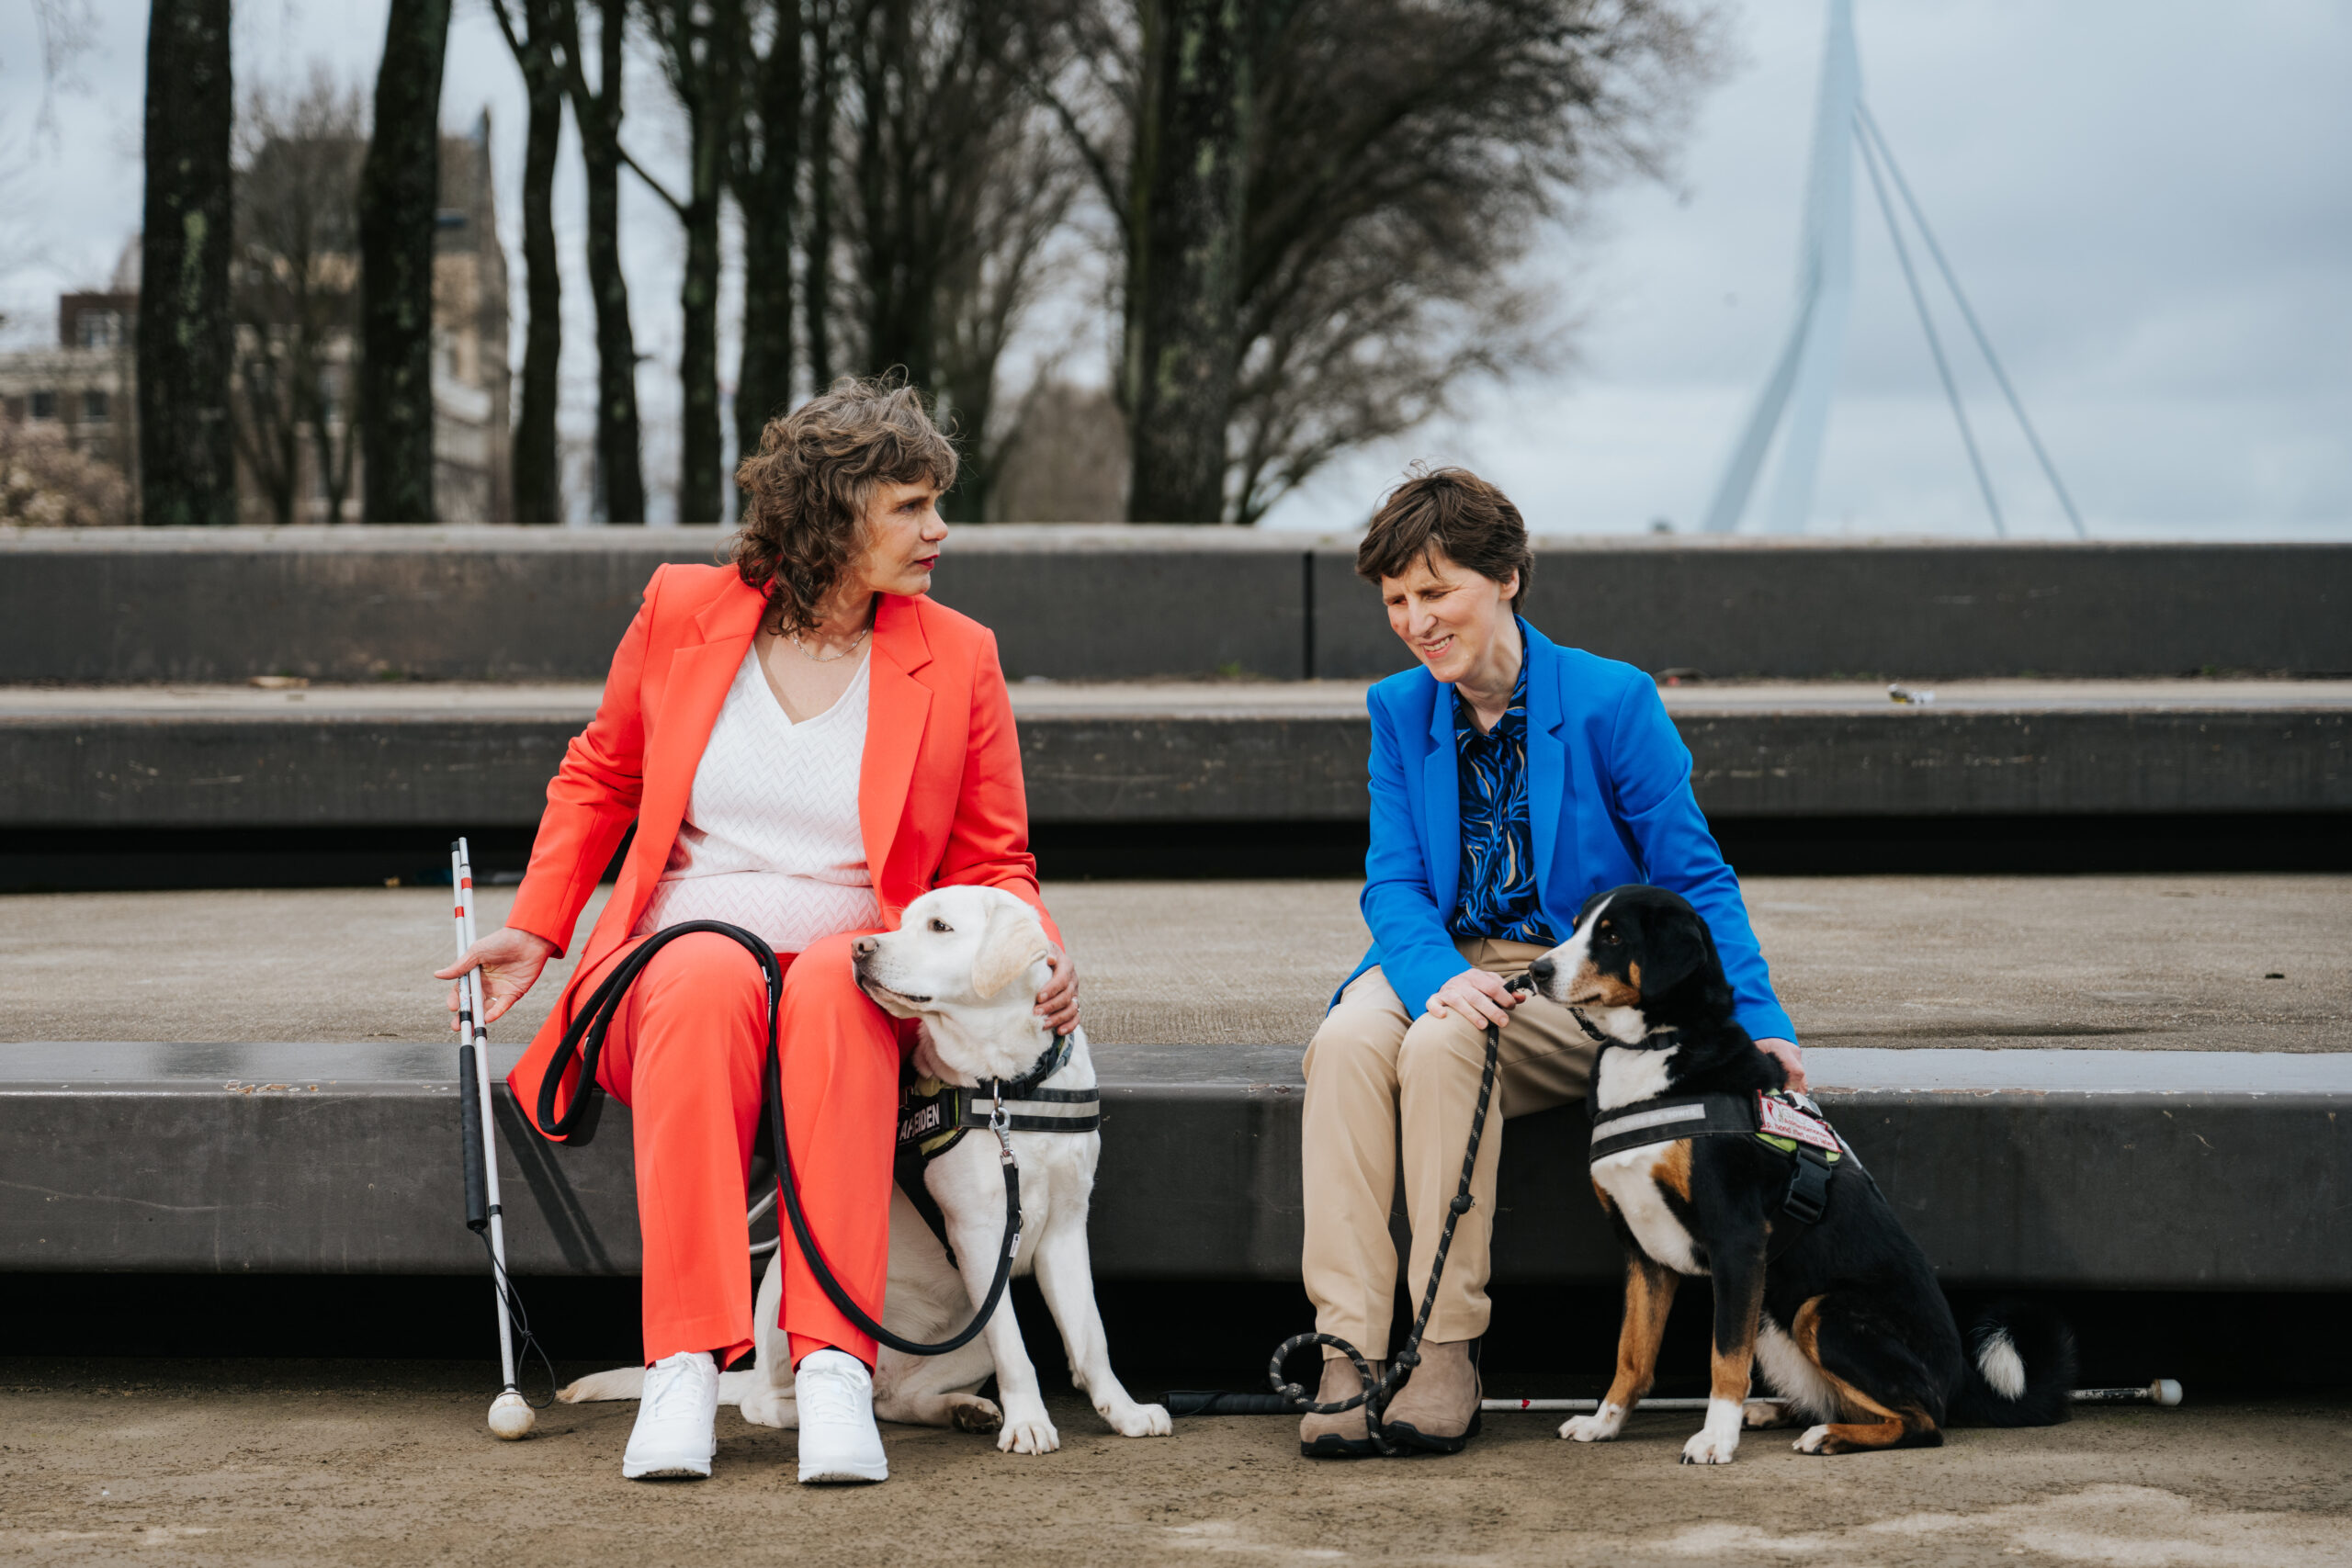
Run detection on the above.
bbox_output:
[590,928,907,1371]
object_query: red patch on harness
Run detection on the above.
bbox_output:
[1758,1091,1844,1153]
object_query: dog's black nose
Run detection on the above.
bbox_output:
[1529,956,1555,987]
[851,935,879,959]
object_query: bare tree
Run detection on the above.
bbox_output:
[553,0,650,522]
[931,111,1081,522]
[728,0,803,459]
[1020,0,1714,521]
[228,74,368,526]
[485,0,569,523]
[827,0,1080,520]
[139,0,235,526]
[639,0,746,524]
[1123,0,1259,522]
[803,0,843,388]
[357,0,452,522]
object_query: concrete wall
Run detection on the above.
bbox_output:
[7,709,2343,829]
[7,1042,2346,1290]
[9,527,2349,682]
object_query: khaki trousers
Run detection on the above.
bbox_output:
[1301,937,1597,1358]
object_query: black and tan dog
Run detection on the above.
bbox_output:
[1528,885,2075,1464]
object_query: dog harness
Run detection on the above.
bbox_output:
[1588,1088,1862,1259]
[893,1032,1101,1262]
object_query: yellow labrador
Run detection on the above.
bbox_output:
[561,885,1170,1454]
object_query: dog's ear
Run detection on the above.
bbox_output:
[1638,908,1715,999]
[971,901,1054,1000]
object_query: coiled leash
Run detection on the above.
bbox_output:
[537,919,1022,1357]
[1264,973,1534,1454]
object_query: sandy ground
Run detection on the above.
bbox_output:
[1,1361,2346,1568]
[1,874,2346,1051]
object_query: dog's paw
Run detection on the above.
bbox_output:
[1792,1424,1833,1455]
[1743,1400,1790,1429]
[737,1385,797,1430]
[1679,1427,1740,1465]
[1559,1404,1624,1443]
[1102,1401,1172,1438]
[948,1394,1001,1434]
[998,1412,1061,1454]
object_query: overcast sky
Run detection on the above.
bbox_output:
[4,0,2346,536]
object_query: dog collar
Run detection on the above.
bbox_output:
[1570,1009,1680,1049]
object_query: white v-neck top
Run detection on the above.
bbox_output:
[631,645,879,953]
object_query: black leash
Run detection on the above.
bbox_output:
[1264,973,1532,1455]
[537,919,1022,1359]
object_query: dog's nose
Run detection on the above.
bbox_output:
[851,935,878,959]
[1529,956,1555,987]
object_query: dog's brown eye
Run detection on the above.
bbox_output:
[929,919,952,933]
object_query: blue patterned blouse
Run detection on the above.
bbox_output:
[1447,659,1559,946]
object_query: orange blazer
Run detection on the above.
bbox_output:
[503,563,1059,1140]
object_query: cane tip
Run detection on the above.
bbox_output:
[2152,1379,2183,1407]
[489,1391,537,1439]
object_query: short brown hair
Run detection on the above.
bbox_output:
[1355,465,1532,611]
[730,377,959,633]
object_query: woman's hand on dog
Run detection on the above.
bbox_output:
[437,927,559,1030]
[1756,1036,1807,1091]
[1035,944,1080,1034]
[1427,967,1523,1029]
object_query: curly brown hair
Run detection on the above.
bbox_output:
[729,378,959,633]
[1355,465,1532,612]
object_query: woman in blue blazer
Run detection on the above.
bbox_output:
[1299,468,1802,1458]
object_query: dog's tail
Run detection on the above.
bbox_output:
[1949,1299,2076,1427]
[556,1366,764,1405]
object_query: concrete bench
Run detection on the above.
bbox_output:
[5,1041,2345,1291]
[4,877,2346,1292]
[8,526,2351,683]
[5,681,2346,834]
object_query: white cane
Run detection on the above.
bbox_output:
[453,838,536,1439]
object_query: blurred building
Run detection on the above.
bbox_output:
[0,118,511,524]
[0,292,139,490]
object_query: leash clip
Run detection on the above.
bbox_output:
[987,1081,1015,1159]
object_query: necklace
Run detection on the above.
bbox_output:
[785,623,871,664]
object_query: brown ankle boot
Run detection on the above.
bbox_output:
[1379,1339,1482,1455]
[1298,1355,1386,1459]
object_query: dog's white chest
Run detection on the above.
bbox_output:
[1591,1145,1706,1276]
[1593,1046,1679,1111]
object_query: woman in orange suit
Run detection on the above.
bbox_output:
[435,379,1074,1486]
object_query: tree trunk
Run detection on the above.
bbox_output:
[732,0,800,464]
[138,0,236,527]
[509,0,566,523]
[1125,0,1250,524]
[571,0,647,523]
[358,0,452,523]
[645,0,741,525]
[805,0,839,390]
[676,115,727,523]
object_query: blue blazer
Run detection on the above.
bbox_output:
[1340,620,1796,1044]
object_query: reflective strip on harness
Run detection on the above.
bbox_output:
[1587,1087,1860,1259]
[892,1033,1102,1263]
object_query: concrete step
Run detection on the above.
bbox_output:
[6,877,2346,1053]
[6,1040,2345,1291]
[10,525,2352,682]
[5,680,2347,829]
[4,877,2344,1290]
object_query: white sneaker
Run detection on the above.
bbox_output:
[622,1350,719,1480]
[794,1348,888,1483]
